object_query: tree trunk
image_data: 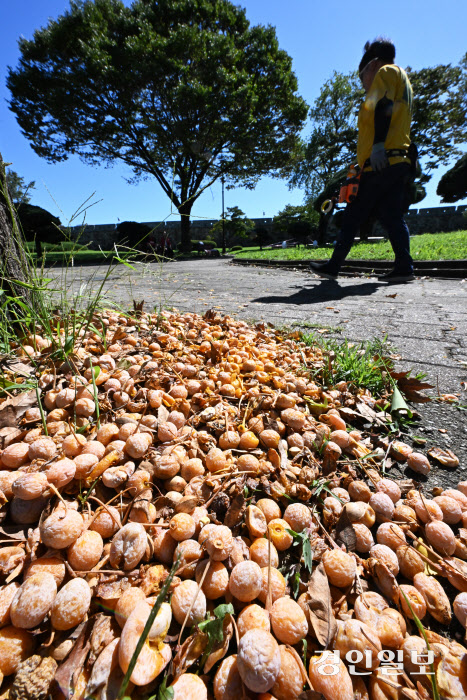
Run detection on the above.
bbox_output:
[178,201,193,253]
[317,212,330,246]
[0,153,34,315]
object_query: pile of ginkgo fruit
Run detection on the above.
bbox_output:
[0,307,465,700]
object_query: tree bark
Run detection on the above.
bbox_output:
[0,153,33,314]
[178,201,193,253]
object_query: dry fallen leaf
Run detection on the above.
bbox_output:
[54,617,95,699]
[427,447,459,468]
[335,509,357,552]
[224,493,246,528]
[0,390,37,428]
[86,638,119,695]
[306,561,337,648]
[172,628,208,681]
[0,426,24,448]
[390,371,434,403]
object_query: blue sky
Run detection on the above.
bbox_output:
[1,0,466,227]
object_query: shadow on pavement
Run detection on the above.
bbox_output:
[252,279,385,305]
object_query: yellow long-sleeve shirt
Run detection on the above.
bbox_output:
[357,64,413,171]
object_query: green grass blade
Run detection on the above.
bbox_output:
[117,555,181,700]
[400,589,440,700]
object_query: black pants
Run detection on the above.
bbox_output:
[330,163,413,273]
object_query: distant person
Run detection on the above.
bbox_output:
[310,38,415,283]
[157,230,173,258]
[147,234,156,253]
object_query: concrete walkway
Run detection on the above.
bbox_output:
[50,259,467,482]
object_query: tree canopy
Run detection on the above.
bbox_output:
[115,221,152,250]
[288,59,467,197]
[6,169,35,205]
[16,203,63,256]
[437,153,467,203]
[273,203,317,232]
[287,71,363,195]
[7,0,308,250]
[211,205,254,248]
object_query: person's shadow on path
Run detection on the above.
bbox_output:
[252,279,384,306]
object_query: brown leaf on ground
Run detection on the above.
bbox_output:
[54,617,95,699]
[355,402,387,426]
[0,524,27,541]
[110,327,127,344]
[427,447,459,468]
[96,577,131,600]
[396,479,417,495]
[175,496,199,514]
[204,616,233,673]
[157,404,170,425]
[89,613,119,665]
[86,638,119,696]
[278,439,289,471]
[0,390,37,428]
[224,493,246,528]
[0,546,26,575]
[5,360,34,377]
[0,427,25,448]
[389,371,434,403]
[335,510,356,552]
[172,628,208,681]
[306,561,337,648]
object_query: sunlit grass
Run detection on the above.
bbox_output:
[234,230,467,261]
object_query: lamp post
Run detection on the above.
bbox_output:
[221,174,226,255]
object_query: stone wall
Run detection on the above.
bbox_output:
[66,205,467,249]
[66,217,274,249]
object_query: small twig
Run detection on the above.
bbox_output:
[231,611,240,648]
[177,558,211,645]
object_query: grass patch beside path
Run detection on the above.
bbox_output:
[301,333,395,396]
[34,250,117,265]
[234,230,467,262]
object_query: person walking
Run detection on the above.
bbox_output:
[310,38,415,283]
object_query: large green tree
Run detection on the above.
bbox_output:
[407,63,466,177]
[7,0,307,251]
[287,71,363,194]
[16,203,63,257]
[273,202,318,233]
[5,169,36,205]
[289,60,467,197]
[437,153,467,203]
[211,205,254,248]
[0,155,35,315]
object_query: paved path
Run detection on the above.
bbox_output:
[55,258,467,391]
[50,259,467,483]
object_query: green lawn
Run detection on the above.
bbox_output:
[33,250,118,265]
[26,241,90,252]
[234,230,467,261]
